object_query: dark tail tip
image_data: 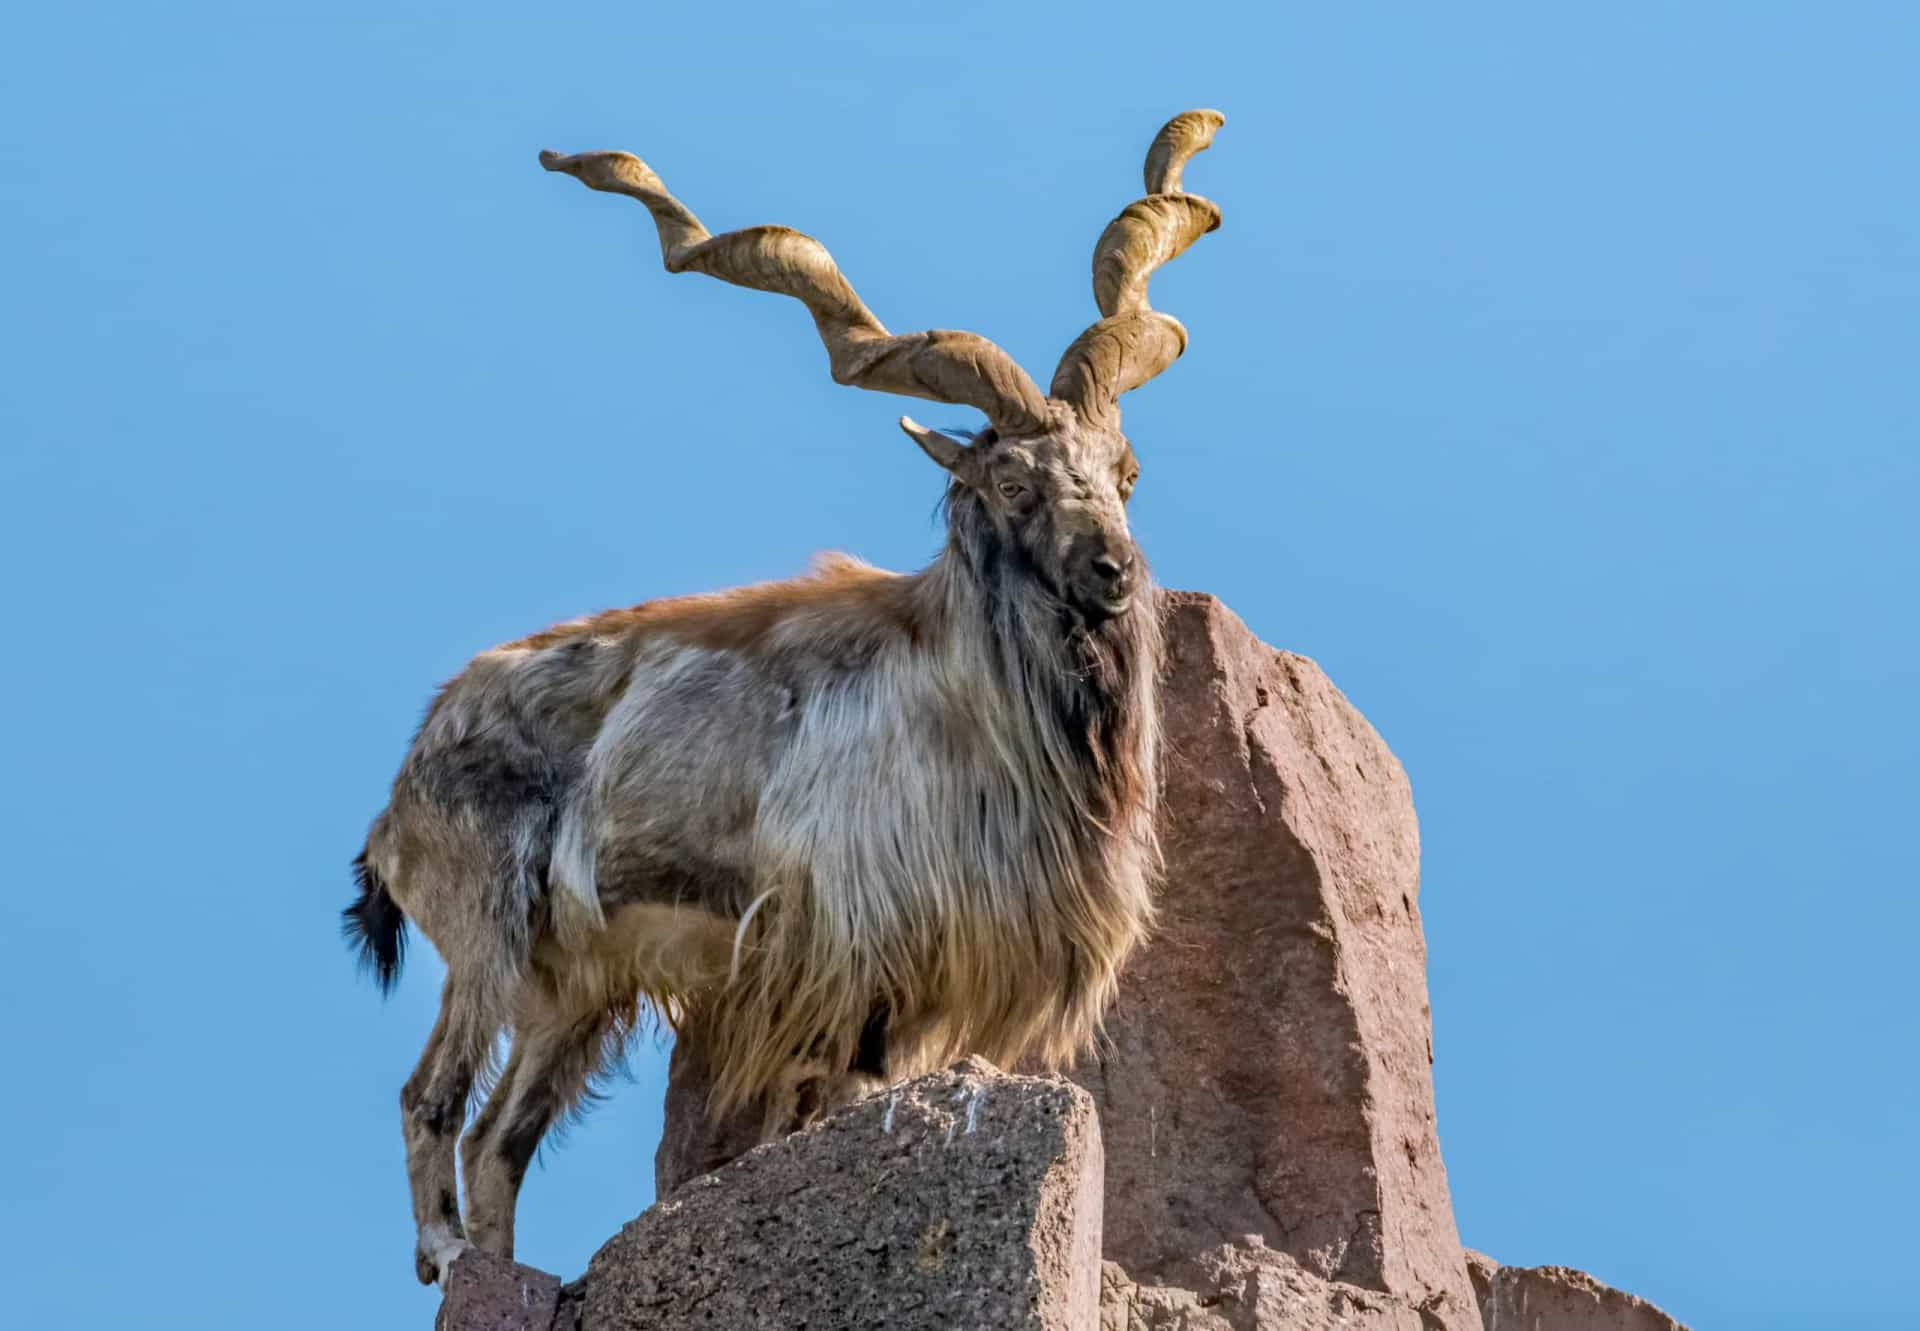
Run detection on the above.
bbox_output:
[343,850,408,995]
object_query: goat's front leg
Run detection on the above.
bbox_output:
[759,1004,895,1139]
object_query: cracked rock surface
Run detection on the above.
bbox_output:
[435,1248,568,1331]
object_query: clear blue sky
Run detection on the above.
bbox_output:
[3,4,1913,1327]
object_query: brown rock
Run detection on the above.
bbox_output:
[1465,1251,1690,1331]
[1072,592,1474,1327]
[1101,1243,1465,1331]
[436,1248,566,1331]
[654,1007,764,1198]
[587,1058,1102,1330]
[1464,1249,1501,1322]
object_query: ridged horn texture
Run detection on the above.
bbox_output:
[1051,109,1225,430]
[538,149,1052,439]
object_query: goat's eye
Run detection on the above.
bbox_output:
[997,481,1026,500]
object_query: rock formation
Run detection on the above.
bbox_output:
[600,1059,1103,1330]
[1464,1251,1687,1331]
[1072,593,1471,1324]
[438,592,1690,1330]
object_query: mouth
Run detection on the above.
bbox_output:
[1067,571,1137,622]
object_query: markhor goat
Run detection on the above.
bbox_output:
[346,109,1225,1285]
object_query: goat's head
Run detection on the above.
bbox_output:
[541,109,1224,622]
[901,411,1142,621]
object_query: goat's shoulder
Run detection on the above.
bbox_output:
[497,553,924,661]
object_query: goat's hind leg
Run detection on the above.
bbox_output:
[400,974,500,1286]
[462,998,621,1261]
[457,1038,524,1257]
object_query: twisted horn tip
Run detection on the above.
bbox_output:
[1165,109,1226,142]
[538,148,662,196]
[1145,109,1226,196]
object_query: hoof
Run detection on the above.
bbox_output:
[415,1227,472,1288]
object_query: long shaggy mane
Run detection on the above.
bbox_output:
[697,489,1163,1111]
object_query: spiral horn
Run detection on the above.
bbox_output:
[1050,110,1224,430]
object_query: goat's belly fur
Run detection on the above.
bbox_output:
[530,902,736,1024]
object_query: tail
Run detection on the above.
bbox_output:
[343,848,408,995]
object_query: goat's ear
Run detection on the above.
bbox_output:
[898,416,970,473]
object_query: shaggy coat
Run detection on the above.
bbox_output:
[344,480,1162,1282]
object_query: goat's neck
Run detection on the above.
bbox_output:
[909,524,1159,822]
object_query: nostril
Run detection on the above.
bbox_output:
[1094,547,1137,581]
